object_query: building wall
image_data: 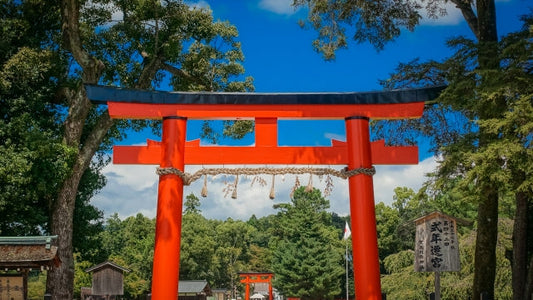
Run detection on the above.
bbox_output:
[92,267,124,295]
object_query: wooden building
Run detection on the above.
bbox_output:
[211,288,230,300]
[178,280,212,300]
[0,236,61,300]
[84,261,130,299]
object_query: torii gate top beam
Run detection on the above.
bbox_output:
[85,85,443,166]
[86,85,443,120]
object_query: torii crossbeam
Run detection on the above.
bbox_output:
[86,84,442,300]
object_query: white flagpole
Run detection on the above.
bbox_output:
[346,240,349,300]
[343,221,351,300]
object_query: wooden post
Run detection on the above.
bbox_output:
[434,271,441,300]
[345,116,382,300]
[151,116,187,300]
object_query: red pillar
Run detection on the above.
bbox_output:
[345,116,382,300]
[151,116,187,299]
[245,278,250,300]
[268,274,273,300]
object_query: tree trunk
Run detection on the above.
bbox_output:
[45,0,168,296]
[526,253,533,300]
[45,105,114,298]
[513,190,528,300]
[46,166,84,299]
[471,1,500,299]
[472,185,499,299]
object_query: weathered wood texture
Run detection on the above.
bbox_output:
[414,212,460,272]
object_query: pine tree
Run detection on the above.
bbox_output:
[271,187,344,300]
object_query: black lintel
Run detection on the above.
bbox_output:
[85,84,445,106]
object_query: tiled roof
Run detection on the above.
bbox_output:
[0,236,60,269]
[85,261,131,273]
[179,280,210,294]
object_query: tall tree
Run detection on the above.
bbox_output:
[291,1,522,298]
[0,1,64,235]
[481,19,533,299]
[0,1,106,259]
[180,200,216,282]
[33,0,255,297]
[0,47,66,235]
[4,0,254,297]
[212,218,256,297]
[271,187,344,300]
[378,18,532,298]
[247,214,276,272]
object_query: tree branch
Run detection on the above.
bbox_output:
[136,52,164,89]
[78,111,115,172]
[450,0,479,40]
[162,62,208,88]
[61,0,104,83]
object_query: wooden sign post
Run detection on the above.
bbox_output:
[414,211,461,300]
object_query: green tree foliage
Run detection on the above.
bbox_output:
[97,213,155,298]
[375,16,533,298]
[0,0,254,296]
[73,254,93,298]
[247,214,277,272]
[270,187,344,300]
[292,0,511,297]
[0,3,70,234]
[72,165,107,263]
[0,3,105,266]
[0,47,68,235]
[375,202,403,266]
[89,211,275,298]
[380,218,513,299]
[292,0,421,59]
[27,272,48,299]
[212,218,256,296]
[180,208,216,282]
[184,193,202,215]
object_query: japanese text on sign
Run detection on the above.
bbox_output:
[414,212,460,272]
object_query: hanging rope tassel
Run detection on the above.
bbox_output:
[231,175,239,199]
[269,174,275,200]
[290,176,301,198]
[201,175,208,197]
[305,174,313,192]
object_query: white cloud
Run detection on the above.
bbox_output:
[92,157,437,221]
[419,1,464,26]
[373,156,437,205]
[186,0,211,10]
[258,0,299,15]
[92,164,159,219]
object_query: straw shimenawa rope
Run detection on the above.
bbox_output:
[156,166,376,186]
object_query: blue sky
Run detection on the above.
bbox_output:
[92,0,531,221]
[207,0,526,92]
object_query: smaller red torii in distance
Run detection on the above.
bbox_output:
[86,84,442,300]
[239,272,274,300]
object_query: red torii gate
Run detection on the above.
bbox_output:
[86,85,442,300]
[239,272,274,300]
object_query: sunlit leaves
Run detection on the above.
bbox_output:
[293,0,424,59]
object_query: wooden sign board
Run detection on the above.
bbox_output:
[0,275,23,300]
[414,212,460,272]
